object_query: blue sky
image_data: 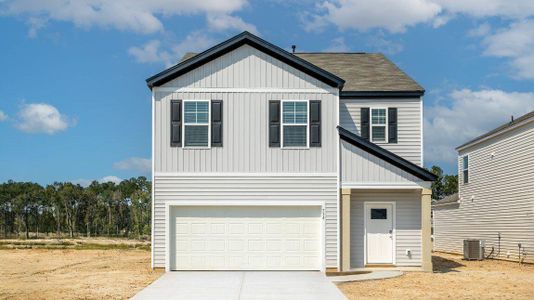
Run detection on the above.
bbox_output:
[1,0,534,185]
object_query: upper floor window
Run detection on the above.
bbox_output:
[183,100,210,147]
[282,100,308,148]
[371,108,387,142]
[462,155,469,184]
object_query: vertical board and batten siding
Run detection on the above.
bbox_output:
[340,98,422,166]
[162,44,333,91]
[154,90,337,173]
[153,175,338,267]
[152,44,339,268]
[350,190,422,267]
[433,121,534,263]
[340,140,422,186]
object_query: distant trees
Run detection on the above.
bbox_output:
[430,165,458,200]
[0,177,151,239]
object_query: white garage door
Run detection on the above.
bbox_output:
[171,205,322,270]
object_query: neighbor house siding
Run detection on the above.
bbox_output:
[340,140,422,186]
[433,120,534,263]
[340,98,422,166]
[152,175,338,268]
[350,190,422,267]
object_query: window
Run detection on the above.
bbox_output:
[183,100,210,147]
[282,100,308,147]
[462,155,469,184]
[371,108,387,142]
[371,208,387,220]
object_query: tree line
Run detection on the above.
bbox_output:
[0,177,151,239]
[0,166,457,239]
[430,165,458,200]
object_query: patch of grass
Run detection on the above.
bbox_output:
[0,240,150,251]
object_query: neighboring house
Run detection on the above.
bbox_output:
[146,32,436,272]
[433,111,534,263]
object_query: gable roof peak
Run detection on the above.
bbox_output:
[146,31,345,89]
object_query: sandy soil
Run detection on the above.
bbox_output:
[0,249,162,300]
[339,252,534,300]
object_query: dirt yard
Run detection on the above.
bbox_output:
[2,249,534,300]
[0,248,162,300]
[339,252,534,300]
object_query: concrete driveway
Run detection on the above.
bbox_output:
[132,271,346,300]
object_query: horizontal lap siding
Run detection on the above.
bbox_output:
[341,140,421,185]
[153,175,338,268]
[340,98,422,166]
[434,122,534,263]
[350,190,422,267]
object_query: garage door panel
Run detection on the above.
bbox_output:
[171,206,322,270]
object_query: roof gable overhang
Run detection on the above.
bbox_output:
[146,31,345,89]
[338,126,437,182]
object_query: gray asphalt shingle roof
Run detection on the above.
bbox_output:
[180,51,423,93]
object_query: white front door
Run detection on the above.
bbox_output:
[365,203,394,264]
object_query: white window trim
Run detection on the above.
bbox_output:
[182,99,211,149]
[462,154,469,184]
[281,99,310,149]
[370,107,388,143]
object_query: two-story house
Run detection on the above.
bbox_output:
[433,111,534,263]
[146,32,436,273]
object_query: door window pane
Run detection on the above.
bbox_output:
[371,208,387,219]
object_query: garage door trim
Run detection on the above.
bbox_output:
[165,200,325,272]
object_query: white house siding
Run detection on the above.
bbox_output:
[433,121,534,263]
[340,140,423,186]
[152,45,340,269]
[154,90,337,173]
[162,44,333,91]
[350,190,422,267]
[340,98,422,166]
[153,174,338,268]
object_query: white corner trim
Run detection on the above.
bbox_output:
[150,92,155,269]
[420,96,424,167]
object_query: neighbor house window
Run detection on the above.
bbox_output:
[183,100,210,147]
[282,100,308,147]
[462,155,469,184]
[371,108,387,142]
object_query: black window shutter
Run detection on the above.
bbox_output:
[361,107,370,141]
[309,100,321,147]
[388,107,398,143]
[170,100,182,147]
[269,100,281,147]
[211,100,223,147]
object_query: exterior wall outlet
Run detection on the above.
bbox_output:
[406,249,411,256]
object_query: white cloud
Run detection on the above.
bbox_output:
[1,0,248,35]
[482,20,534,79]
[324,37,350,52]
[15,103,73,134]
[99,175,122,185]
[0,110,7,122]
[425,89,534,165]
[305,0,442,33]
[436,0,534,19]
[467,22,491,37]
[113,157,151,174]
[73,175,123,187]
[129,32,216,66]
[367,36,403,54]
[207,14,258,34]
